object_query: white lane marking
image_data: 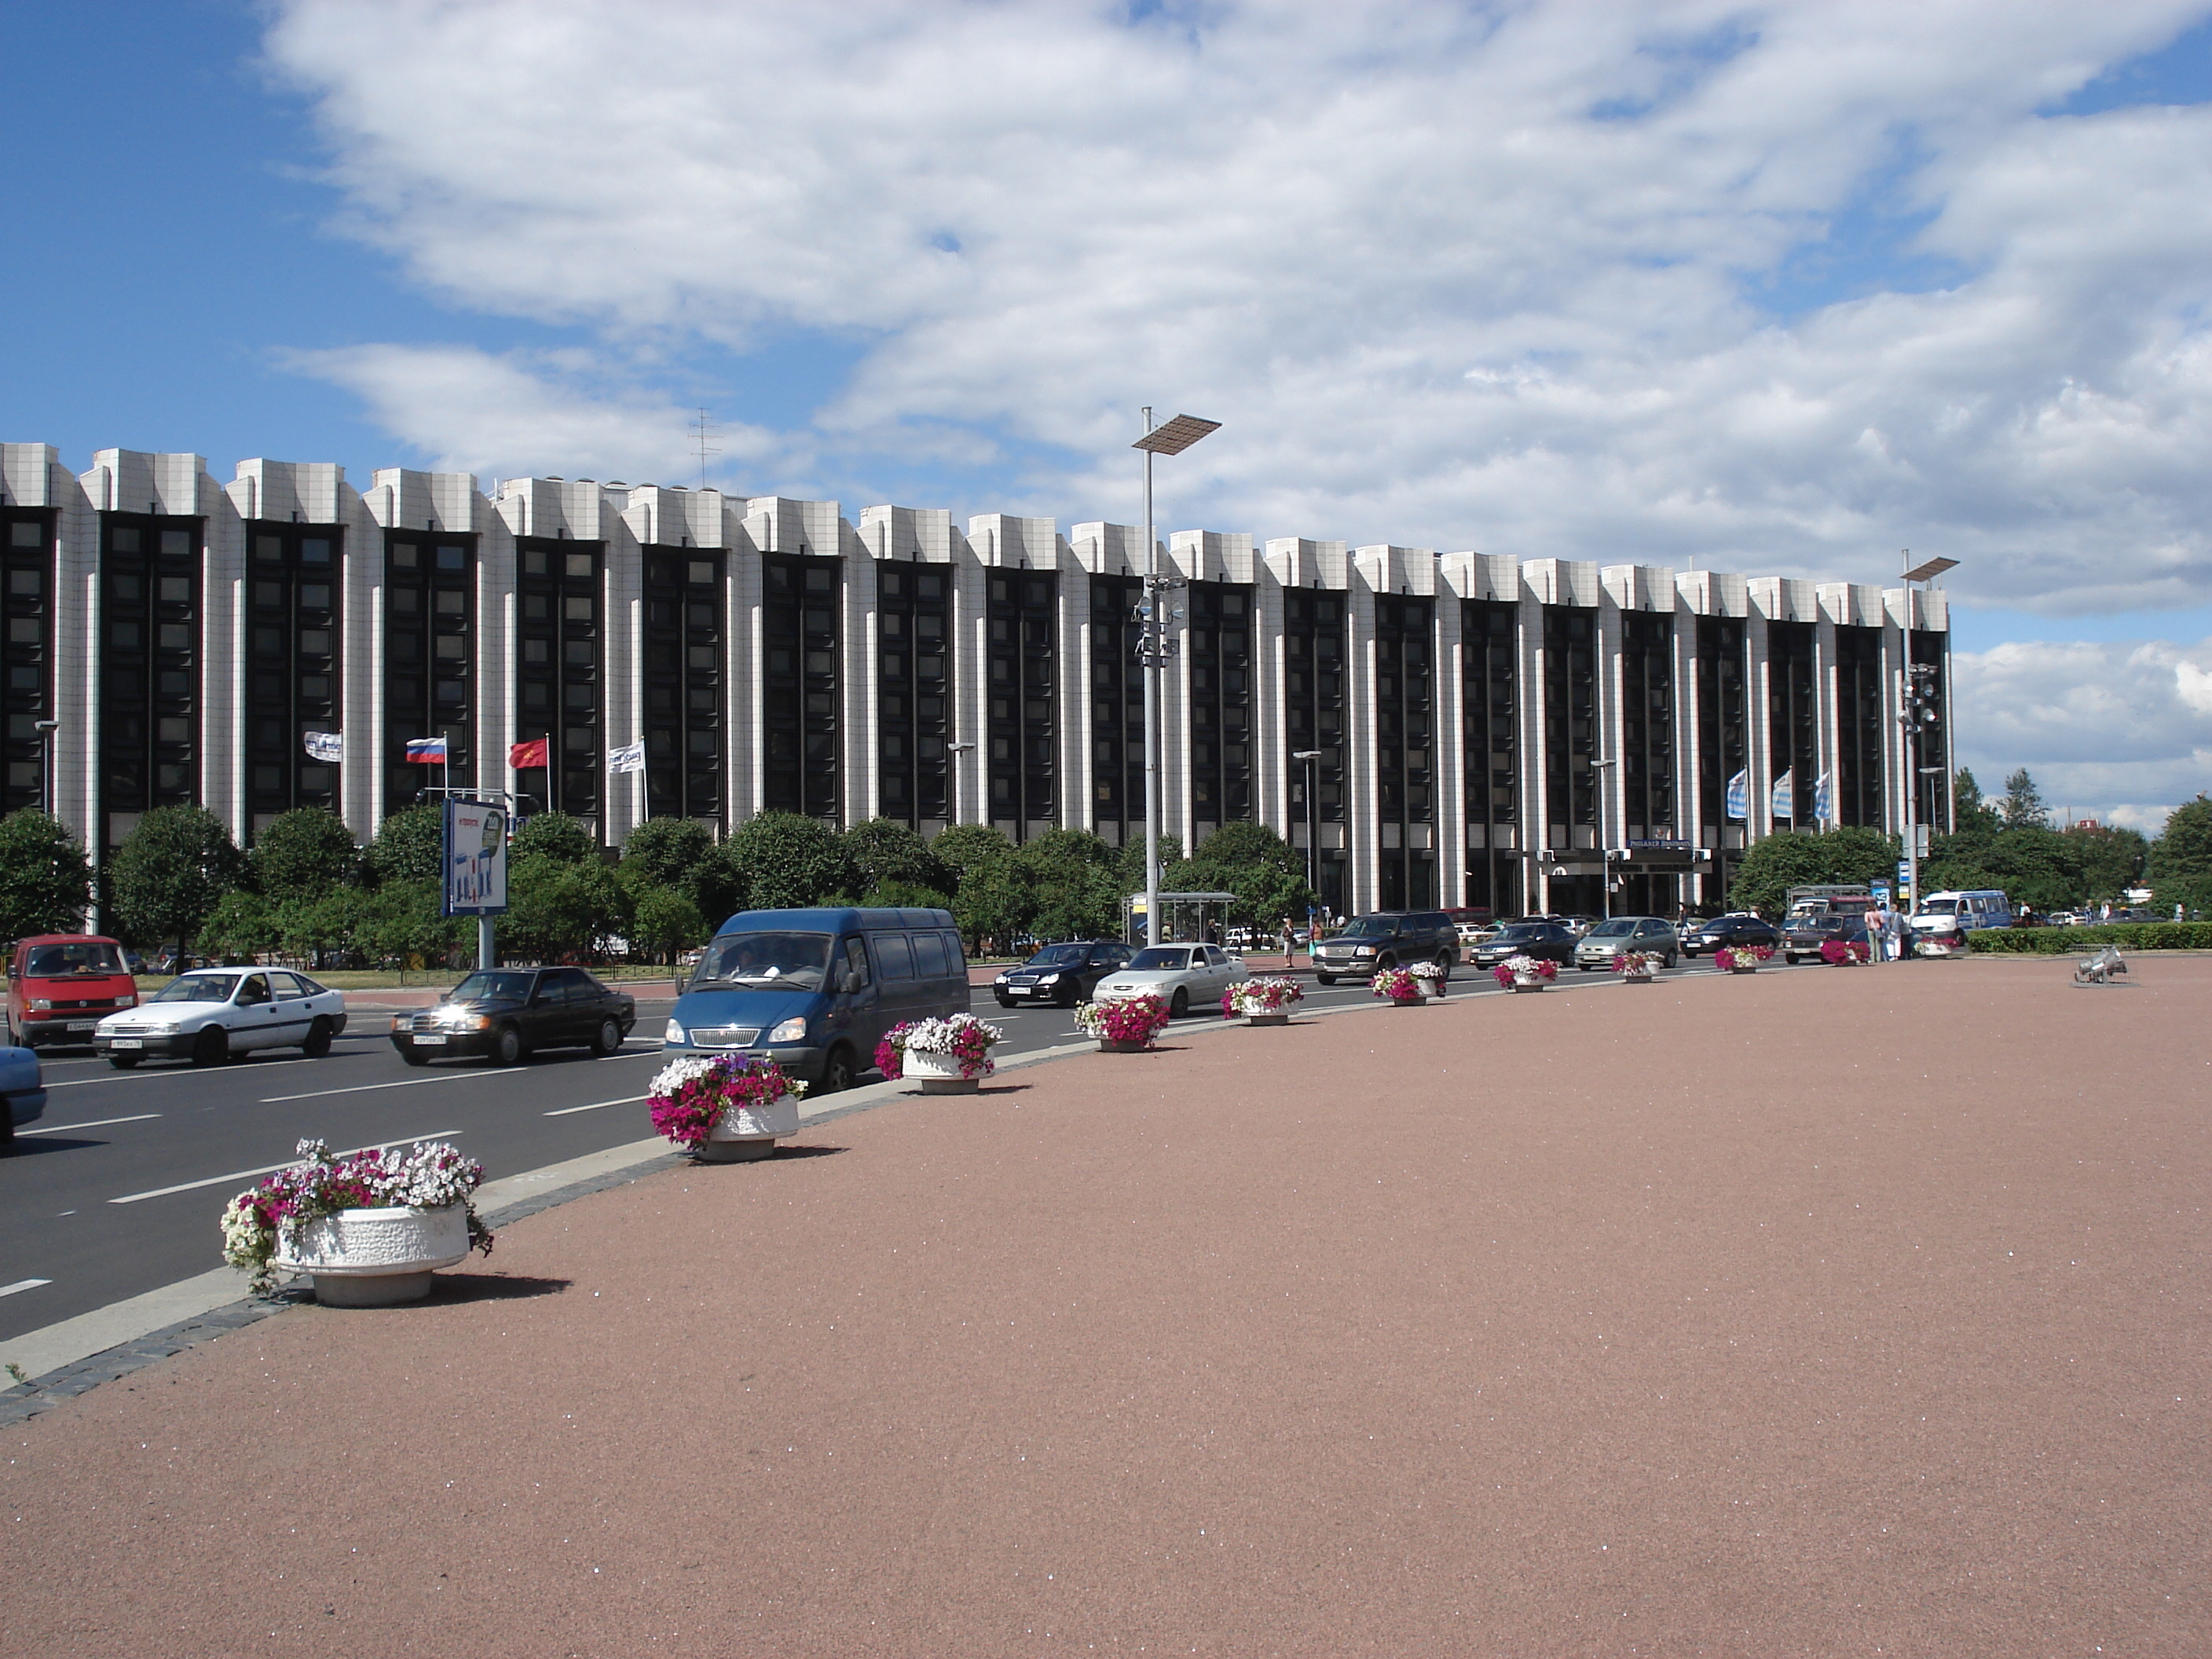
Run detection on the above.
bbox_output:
[19,1113,163,1135]
[0,1278,53,1298]
[259,1071,492,1104]
[47,1054,324,1089]
[544,1093,649,1117]
[107,1130,463,1206]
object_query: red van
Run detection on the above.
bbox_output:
[8,934,140,1049]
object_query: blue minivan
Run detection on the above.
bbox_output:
[662,906,971,1092]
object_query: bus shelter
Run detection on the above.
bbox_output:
[1120,891,1240,947]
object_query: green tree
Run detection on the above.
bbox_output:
[249,808,361,903]
[951,851,1036,953]
[357,880,467,969]
[1186,821,1316,928]
[108,806,247,951]
[630,884,708,963]
[1727,825,1902,917]
[843,818,951,897]
[1998,767,2049,830]
[1953,767,2000,835]
[720,811,856,910]
[367,805,445,886]
[619,818,716,894]
[0,811,93,941]
[197,891,276,961]
[1019,829,1125,940]
[2063,822,2148,904]
[511,810,597,866]
[2147,795,2212,915]
[931,824,1016,885]
[1114,832,1187,897]
[502,852,631,962]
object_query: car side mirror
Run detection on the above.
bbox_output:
[672,965,691,994]
[841,970,862,995]
[531,991,553,1007]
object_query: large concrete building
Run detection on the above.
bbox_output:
[0,442,1953,919]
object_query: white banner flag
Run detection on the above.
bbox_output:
[302,731,343,764]
[1771,769,1796,818]
[607,738,646,775]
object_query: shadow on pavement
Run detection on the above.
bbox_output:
[424,1273,573,1305]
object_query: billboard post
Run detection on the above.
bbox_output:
[441,798,510,971]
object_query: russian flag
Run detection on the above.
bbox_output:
[404,736,449,764]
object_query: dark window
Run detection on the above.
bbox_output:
[1459,599,1520,915]
[100,511,202,846]
[514,537,603,824]
[877,559,953,830]
[986,572,1056,838]
[241,522,345,823]
[1373,595,1436,910]
[763,555,839,821]
[1283,588,1349,914]
[384,531,475,806]
[0,507,53,816]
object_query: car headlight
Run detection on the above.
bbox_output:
[1353,945,1377,956]
[29,998,50,1010]
[766,1016,808,1044]
[665,1018,687,1044]
[115,994,136,1007]
[1037,972,1061,983]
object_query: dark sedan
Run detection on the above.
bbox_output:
[1782,915,1872,965]
[390,966,637,1067]
[1470,922,1579,970]
[992,940,1133,1007]
[1681,914,1783,958]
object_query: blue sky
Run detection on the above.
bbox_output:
[6,1,2212,827]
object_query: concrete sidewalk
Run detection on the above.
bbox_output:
[6,959,2208,1656]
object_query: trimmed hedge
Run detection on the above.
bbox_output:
[1966,923,2212,954]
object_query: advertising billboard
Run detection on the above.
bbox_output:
[441,797,509,917]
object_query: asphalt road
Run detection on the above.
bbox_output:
[0,956,1788,1343]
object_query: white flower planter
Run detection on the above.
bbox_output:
[1241,1010,1291,1026]
[1511,975,1546,993]
[273,1203,472,1307]
[698,1093,801,1163]
[903,1047,982,1094]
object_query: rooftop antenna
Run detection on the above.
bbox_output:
[688,408,720,491]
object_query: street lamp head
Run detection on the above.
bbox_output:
[33,720,57,734]
[1133,414,1221,456]
[1589,758,1618,769]
[1903,555,1959,584]
[1291,749,1322,761]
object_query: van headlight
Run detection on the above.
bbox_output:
[766,1016,808,1044]
[664,1018,686,1044]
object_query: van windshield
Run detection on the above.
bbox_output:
[24,942,126,977]
[690,931,833,991]
[1918,899,1958,916]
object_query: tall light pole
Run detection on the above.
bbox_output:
[944,740,975,827]
[1591,757,1618,920]
[1132,409,1221,947]
[1899,554,1958,921]
[1291,748,1322,945]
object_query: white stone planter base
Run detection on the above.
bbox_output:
[698,1093,801,1161]
[1242,1011,1291,1026]
[1621,973,1656,984]
[903,1049,983,1094]
[273,1203,471,1308]
[1511,979,1546,993]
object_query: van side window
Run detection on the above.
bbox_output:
[875,933,916,980]
[911,932,948,978]
[842,937,870,989]
[940,932,968,972]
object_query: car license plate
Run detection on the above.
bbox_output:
[411,1034,449,1046]
[109,1038,143,1049]
[68,1020,97,1031]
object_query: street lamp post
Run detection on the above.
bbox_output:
[1899,554,1959,920]
[1291,748,1322,953]
[1131,409,1221,948]
[1591,757,1619,920]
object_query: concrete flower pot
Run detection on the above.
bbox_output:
[273,1203,472,1307]
[697,1093,801,1162]
[1099,1037,1152,1053]
[903,1048,981,1094]
[1243,1011,1291,1026]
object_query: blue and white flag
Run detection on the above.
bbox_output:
[302,730,342,764]
[607,738,646,776]
[1812,771,1832,825]
[1725,769,1748,820]
[1771,769,1796,819]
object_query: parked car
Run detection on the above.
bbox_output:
[7,933,141,1049]
[1782,914,1873,965]
[394,965,638,1068]
[1310,910,1459,986]
[1470,921,1579,970]
[1573,916,1680,971]
[1090,943,1250,1018]
[95,967,349,1068]
[0,1042,46,1151]
[993,939,1133,1007]
[663,906,968,1093]
[1681,914,1783,959]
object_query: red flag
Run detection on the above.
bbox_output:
[508,737,549,770]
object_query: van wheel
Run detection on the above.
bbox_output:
[302,1017,333,1057]
[818,1045,855,1095]
[591,1016,623,1057]
[1316,974,1335,986]
[191,1026,229,1068]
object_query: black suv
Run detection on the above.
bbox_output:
[992,940,1133,1007]
[1311,910,1457,986]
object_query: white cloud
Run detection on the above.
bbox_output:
[261,0,2212,809]
[1954,636,2212,827]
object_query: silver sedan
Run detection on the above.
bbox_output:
[1089,944,1251,1020]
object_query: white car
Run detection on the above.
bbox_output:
[94,967,349,1070]
[1088,944,1250,1020]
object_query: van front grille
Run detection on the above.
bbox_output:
[688,1027,761,1049]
